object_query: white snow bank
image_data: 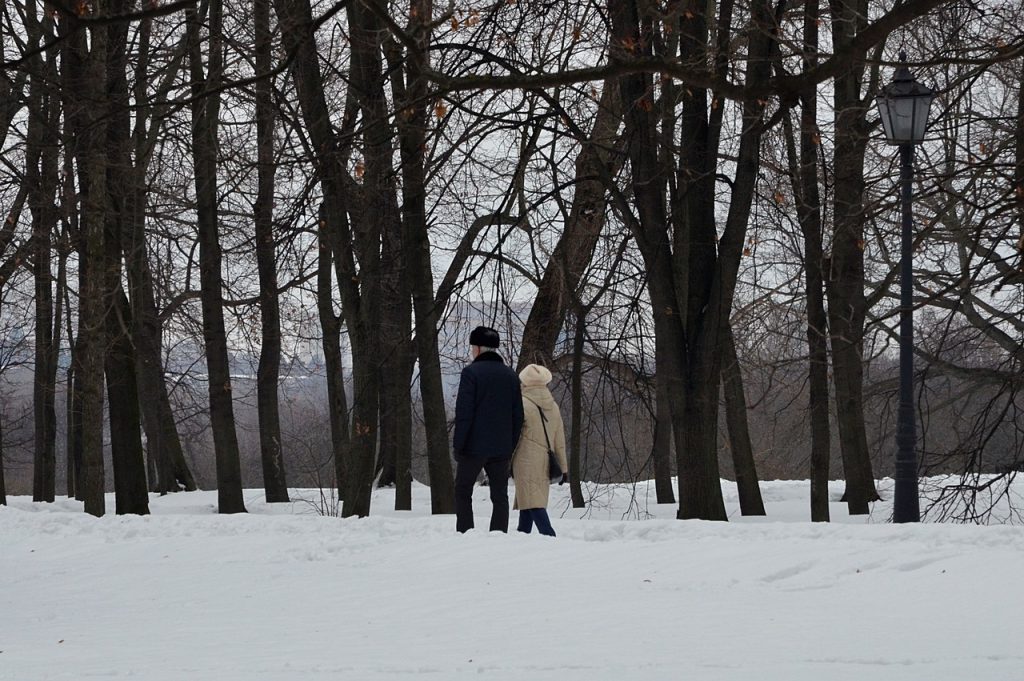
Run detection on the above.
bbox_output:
[1,479,1022,680]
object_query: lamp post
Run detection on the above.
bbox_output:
[874,52,935,523]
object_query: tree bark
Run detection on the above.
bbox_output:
[651,348,676,505]
[391,0,456,514]
[827,0,880,514]
[105,291,151,514]
[70,11,110,517]
[67,358,83,500]
[25,2,60,504]
[371,37,412,498]
[568,308,586,508]
[375,217,413,510]
[721,325,765,515]
[0,188,29,506]
[127,251,197,493]
[104,4,150,515]
[610,0,728,520]
[187,0,246,514]
[337,0,400,518]
[254,0,288,503]
[608,0,777,520]
[783,0,832,521]
[378,340,413,510]
[316,209,349,495]
[126,216,196,493]
[0,415,6,505]
[52,226,68,498]
[128,263,197,493]
[57,28,82,500]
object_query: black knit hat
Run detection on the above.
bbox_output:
[469,326,500,348]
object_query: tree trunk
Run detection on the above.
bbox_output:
[187,0,246,514]
[609,0,727,520]
[124,8,196,495]
[125,202,196,493]
[568,308,586,508]
[721,325,765,515]
[104,2,150,515]
[378,342,413,510]
[67,360,82,500]
[391,0,456,514]
[683,28,774,520]
[57,25,81,501]
[105,291,151,515]
[608,0,777,520]
[129,275,197,493]
[0,193,27,507]
[338,0,398,518]
[0,415,6,505]
[25,0,60,504]
[375,194,410,501]
[254,0,288,503]
[804,7,833,525]
[52,226,68,498]
[652,330,676,504]
[783,0,831,521]
[129,270,197,493]
[274,0,382,517]
[70,12,110,517]
[827,0,880,514]
[673,0,728,522]
[518,82,623,370]
[316,211,349,495]
[374,259,401,497]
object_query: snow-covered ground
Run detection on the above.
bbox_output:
[3,479,1023,680]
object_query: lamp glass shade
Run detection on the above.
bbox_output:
[875,63,935,145]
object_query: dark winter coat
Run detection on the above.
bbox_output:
[453,352,524,460]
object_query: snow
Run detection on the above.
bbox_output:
[2,479,1023,680]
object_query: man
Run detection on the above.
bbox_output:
[453,326,524,533]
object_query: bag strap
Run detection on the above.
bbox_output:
[524,398,553,453]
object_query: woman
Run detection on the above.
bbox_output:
[512,364,569,536]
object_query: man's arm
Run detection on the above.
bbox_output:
[511,380,524,446]
[452,368,476,457]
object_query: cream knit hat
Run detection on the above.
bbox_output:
[519,363,552,386]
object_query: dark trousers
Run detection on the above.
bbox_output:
[517,508,556,537]
[455,456,510,533]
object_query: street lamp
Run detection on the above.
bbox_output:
[875,52,935,523]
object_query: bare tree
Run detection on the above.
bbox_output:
[254,0,289,503]
[65,6,111,517]
[23,0,60,504]
[104,0,150,514]
[187,0,246,513]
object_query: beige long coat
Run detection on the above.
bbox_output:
[512,365,568,510]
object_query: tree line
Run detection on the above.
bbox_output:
[0,0,1021,521]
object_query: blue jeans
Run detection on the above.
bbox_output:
[517,508,555,537]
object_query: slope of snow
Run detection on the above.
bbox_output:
[2,480,1022,680]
